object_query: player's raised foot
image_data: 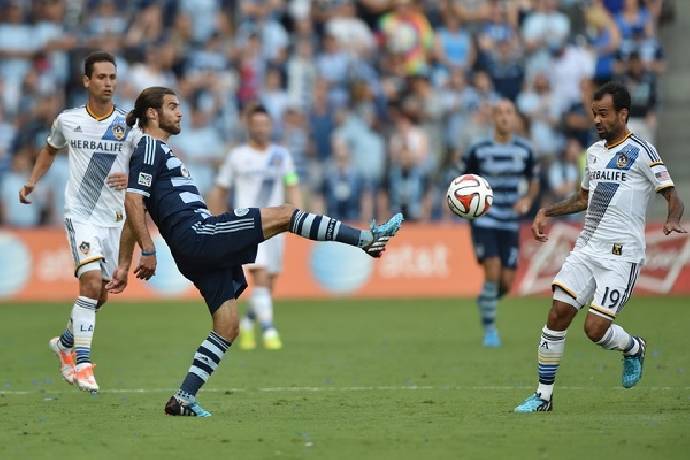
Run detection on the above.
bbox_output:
[262,328,283,350]
[482,329,502,348]
[364,213,404,258]
[164,396,212,417]
[74,362,99,393]
[514,393,553,412]
[623,336,647,388]
[48,337,75,385]
[239,322,256,350]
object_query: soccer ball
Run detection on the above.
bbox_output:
[446,174,493,219]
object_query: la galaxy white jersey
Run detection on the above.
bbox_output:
[47,106,140,227]
[216,144,298,209]
[576,132,674,263]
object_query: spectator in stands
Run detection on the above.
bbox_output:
[287,39,317,110]
[379,0,435,75]
[561,78,594,150]
[622,51,657,142]
[322,138,364,221]
[315,34,351,109]
[587,2,622,85]
[485,37,525,102]
[173,104,226,196]
[435,11,475,71]
[325,0,376,58]
[545,138,583,208]
[517,73,560,159]
[386,133,432,222]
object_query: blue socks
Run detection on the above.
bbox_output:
[478,281,498,332]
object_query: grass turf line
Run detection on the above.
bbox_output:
[0,297,688,459]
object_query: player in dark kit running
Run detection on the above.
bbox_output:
[106,87,403,416]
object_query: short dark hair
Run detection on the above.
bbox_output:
[247,103,270,119]
[126,86,176,127]
[593,81,631,121]
[84,51,116,78]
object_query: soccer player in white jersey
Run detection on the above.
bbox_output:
[19,51,140,393]
[208,105,302,350]
[515,82,686,412]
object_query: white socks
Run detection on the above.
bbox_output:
[252,286,274,331]
[72,296,97,365]
[596,324,640,356]
[537,326,567,401]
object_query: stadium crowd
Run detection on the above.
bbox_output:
[0,0,674,226]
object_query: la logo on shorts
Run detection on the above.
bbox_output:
[138,172,152,187]
[79,241,90,255]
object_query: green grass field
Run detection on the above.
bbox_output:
[1,296,688,459]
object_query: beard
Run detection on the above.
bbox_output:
[160,119,181,135]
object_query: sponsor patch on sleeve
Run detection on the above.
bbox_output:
[138,172,152,187]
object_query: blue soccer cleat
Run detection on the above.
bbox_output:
[364,213,404,258]
[622,336,646,388]
[514,393,553,412]
[164,396,212,417]
[483,329,502,348]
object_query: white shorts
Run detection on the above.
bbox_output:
[552,250,641,320]
[64,218,120,280]
[247,233,285,274]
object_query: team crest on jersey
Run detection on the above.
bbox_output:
[234,208,249,217]
[111,123,126,141]
[138,172,152,187]
[79,241,90,255]
[616,153,628,169]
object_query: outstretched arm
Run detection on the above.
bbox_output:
[106,219,137,293]
[124,193,157,280]
[19,144,58,203]
[660,187,687,235]
[532,187,589,242]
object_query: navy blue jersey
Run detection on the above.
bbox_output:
[463,137,537,231]
[127,135,210,235]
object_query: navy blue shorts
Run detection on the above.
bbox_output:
[470,225,519,269]
[167,208,265,314]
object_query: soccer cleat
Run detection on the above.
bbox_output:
[622,336,647,388]
[74,362,99,393]
[239,322,256,350]
[164,396,212,417]
[483,329,502,348]
[262,329,283,350]
[48,337,75,384]
[364,213,404,258]
[514,393,553,412]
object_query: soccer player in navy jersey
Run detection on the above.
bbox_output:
[463,100,540,347]
[106,87,403,416]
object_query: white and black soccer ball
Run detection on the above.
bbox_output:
[446,174,493,219]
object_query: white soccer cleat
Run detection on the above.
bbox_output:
[74,362,99,393]
[48,337,75,385]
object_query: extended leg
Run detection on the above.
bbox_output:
[259,205,403,257]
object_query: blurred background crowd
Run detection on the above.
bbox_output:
[0,0,676,226]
